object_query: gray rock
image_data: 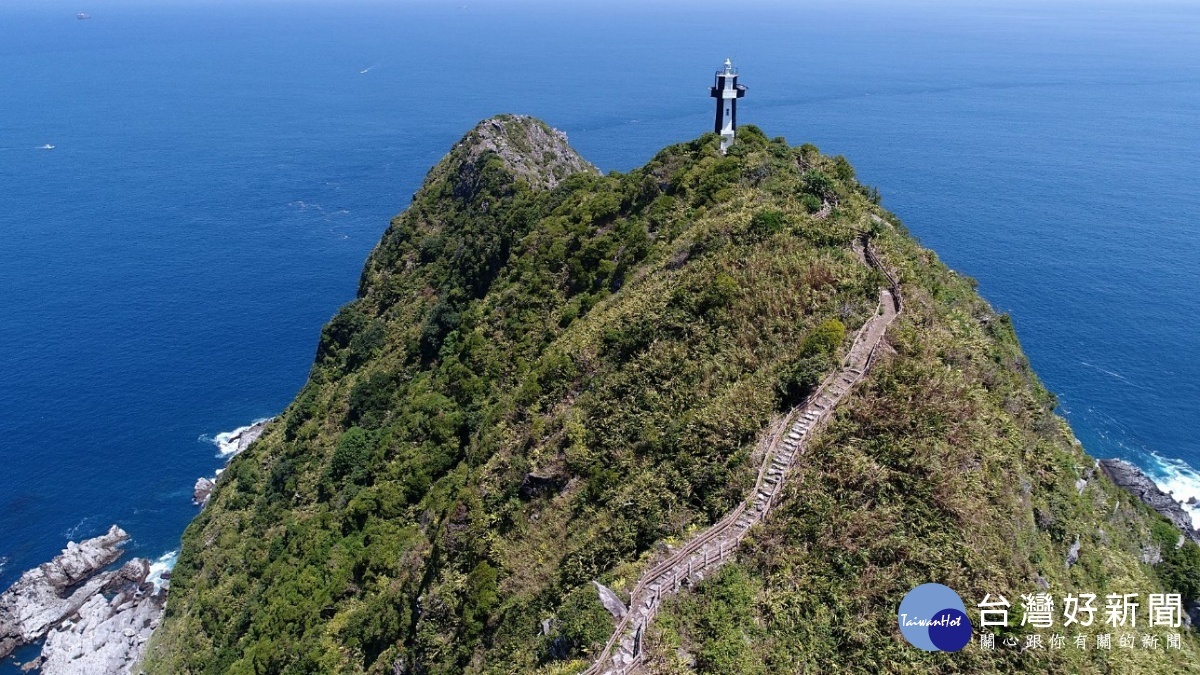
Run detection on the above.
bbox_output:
[1142,544,1163,566]
[193,419,272,508]
[447,115,598,199]
[0,527,170,673]
[1075,478,1087,495]
[193,477,216,506]
[223,419,269,456]
[1099,459,1200,544]
[0,525,129,659]
[39,558,165,675]
[592,581,628,621]
[1066,536,1081,568]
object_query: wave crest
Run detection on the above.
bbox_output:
[1147,452,1200,530]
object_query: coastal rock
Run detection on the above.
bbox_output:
[1099,459,1200,544]
[193,419,272,508]
[193,477,216,506]
[0,526,129,659]
[39,558,165,675]
[223,419,270,456]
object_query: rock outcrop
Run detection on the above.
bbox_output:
[592,581,628,621]
[220,419,269,457]
[448,114,598,193]
[195,419,272,508]
[0,526,167,673]
[193,477,216,506]
[39,559,166,675]
[0,525,129,658]
[1100,459,1200,544]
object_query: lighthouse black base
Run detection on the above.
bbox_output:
[710,58,747,153]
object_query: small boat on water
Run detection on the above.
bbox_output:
[39,144,55,150]
[77,13,91,20]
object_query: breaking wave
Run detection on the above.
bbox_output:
[200,419,271,458]
[147,549,177,591]
[1146,452,1200,530]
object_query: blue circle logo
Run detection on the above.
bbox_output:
[898,583,972,652]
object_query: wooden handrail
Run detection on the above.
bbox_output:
[582,233,901,675]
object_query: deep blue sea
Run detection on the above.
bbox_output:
[2,0,1199,663]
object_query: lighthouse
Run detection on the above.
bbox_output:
[710,58,747,153]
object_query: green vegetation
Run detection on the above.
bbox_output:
[144,117,1200,675]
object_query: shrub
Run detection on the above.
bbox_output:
[316,303,368,363]
[1151,519,1200,601]
[802,170,836,201]
[799,318,846,358]
[347,318,387,369]
[346,370,399,428]
[777,354,830,409]
[462,561,500,640]
[697,273,740,315]
[329,426,375,482]
[749,209,786,237]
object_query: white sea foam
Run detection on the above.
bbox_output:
[204,418,271,458]
[1146,452,1200,530]
[147,549,178,591]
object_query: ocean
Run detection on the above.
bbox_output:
[1,0,1198,664]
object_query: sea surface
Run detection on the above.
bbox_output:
[2,0,1198,665]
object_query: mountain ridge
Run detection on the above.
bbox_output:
[143,116,1200,675]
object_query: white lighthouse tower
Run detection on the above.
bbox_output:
[710,58,747,153]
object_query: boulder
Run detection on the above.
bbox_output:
[1066,536,1081,568]
[1141,544,1163,566]
[193,477,216,506]
[592,581,628,621]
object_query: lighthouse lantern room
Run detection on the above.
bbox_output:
[710,58,747,153]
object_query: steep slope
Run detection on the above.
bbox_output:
[144,117,1200,674]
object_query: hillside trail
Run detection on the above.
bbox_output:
[583,233,902,675]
